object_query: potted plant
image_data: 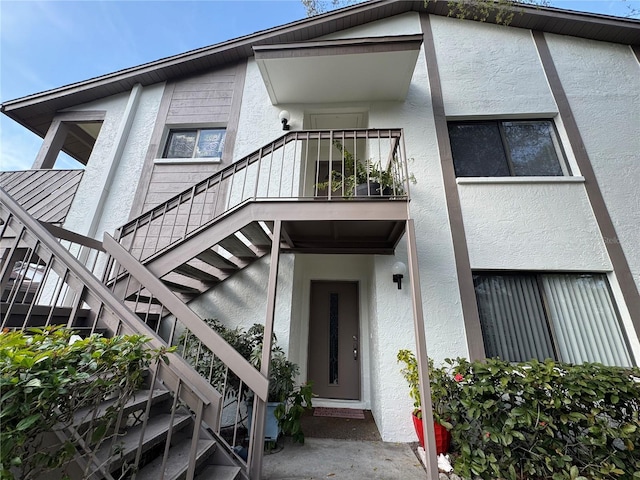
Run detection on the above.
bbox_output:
[397,349,452,454]
[247,340,314,444]
[179,320,313,445]
[316,141,405,198]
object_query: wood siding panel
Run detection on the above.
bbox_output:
[166,69,237,125]
[142,163,222,213]
[136,62,245,216]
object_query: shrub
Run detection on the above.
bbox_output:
[437,357,640,480]
[0,327,168,480]
[178,320,313,443]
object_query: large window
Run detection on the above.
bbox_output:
[473,272,633,367]
[449,120,569,177]
[163,128,226,160]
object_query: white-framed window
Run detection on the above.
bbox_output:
[449,119,570,177]
[162,128,226,161]
[473,272,634,367]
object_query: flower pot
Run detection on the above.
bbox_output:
[412,412,451,455]
[246,401,281,442]
[355,182,392,197]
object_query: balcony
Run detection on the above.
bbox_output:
[117,128,413,261]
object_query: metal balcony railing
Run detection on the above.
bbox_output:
[115,129,409,262]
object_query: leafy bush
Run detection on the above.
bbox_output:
[178,320,313,443]
[0,327,167,480]
[434,357,640,480]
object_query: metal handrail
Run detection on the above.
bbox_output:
[0,189,223,479]
[115,128,408,262]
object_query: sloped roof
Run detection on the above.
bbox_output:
[2,0,639,140]
[0,170,83,225]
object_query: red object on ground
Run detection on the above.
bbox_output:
[412,412,451,454]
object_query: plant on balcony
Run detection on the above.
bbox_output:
[0,326,170,480]
[316,141,410,197]
[178,320,313,444]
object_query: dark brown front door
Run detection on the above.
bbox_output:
[308,281,360,400]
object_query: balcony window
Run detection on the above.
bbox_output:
[163,128,226,160]
[449,120,570,177]
[473,272,633,367]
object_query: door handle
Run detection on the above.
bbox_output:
[353,335,358,360]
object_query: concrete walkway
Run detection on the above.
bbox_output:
[262,437,427,479]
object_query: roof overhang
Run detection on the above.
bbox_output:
[254,35,423,105]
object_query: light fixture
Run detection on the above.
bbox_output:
[279,110,291,131]
[392,261,407,290]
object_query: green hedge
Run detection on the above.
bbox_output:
[0,327,168,480]
[432,358,640,480]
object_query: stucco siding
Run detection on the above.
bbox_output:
[459,180,611,271]
[430,16,557,117]
[95,83,164,237]
[544,33,640,296]
[318,11,422,40]
[186,254,295,360]
[62,93,129,236]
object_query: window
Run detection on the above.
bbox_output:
[449,120,569,177]
[163,128,226,160]
[473,272,633,367]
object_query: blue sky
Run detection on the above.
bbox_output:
[1,0,637,171]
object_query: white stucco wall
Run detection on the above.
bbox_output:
[63,93,128,236]
[430,16,557,117]
[318,11,422,40]
[234,59,294,162]
[63,84,164,238]
[187,254,295,358]
[545,34,640,297]
[94,83,164,237]
[458,179,611,271]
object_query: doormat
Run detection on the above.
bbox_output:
[313,407,365,419]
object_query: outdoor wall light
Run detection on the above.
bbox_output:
[279,110,291,130]
[392,261,407,290]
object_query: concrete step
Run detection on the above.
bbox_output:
[95,412,191,472]
[135,438,217,480]
[196,464,241,480]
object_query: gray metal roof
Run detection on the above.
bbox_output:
[0,170,84,225]
[2,0,639,141]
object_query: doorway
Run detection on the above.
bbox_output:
[308,281,360,400]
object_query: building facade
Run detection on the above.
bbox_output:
[2,1,639,476]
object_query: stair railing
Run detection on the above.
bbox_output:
[115,128,408,263]
[102,233,269,477]
[1,189,231,479]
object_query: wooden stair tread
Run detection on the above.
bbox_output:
[196,464,241,480]
[160,280,202,295]
[174,263,220,283]
[95,412,191,470]
[218,234,258,259]
[72,389,170,428]
[195,249,239,271]
[135,438,217,480]
[240,222,271,248]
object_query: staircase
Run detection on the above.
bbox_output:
[0,128,411,479]
[0,192,246,480]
